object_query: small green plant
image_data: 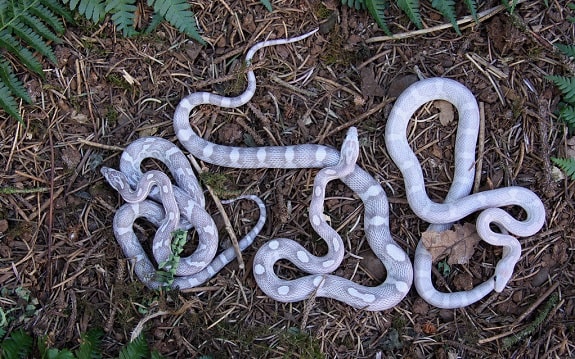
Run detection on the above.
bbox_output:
[0,0,272,123]
[502,293,558,349]
[0,328,163,359]
[0,0,73,123]
[198,172,241,198]
[155,228,188,287]
[546,3,575,180]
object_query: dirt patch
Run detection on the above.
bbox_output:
[1,0,574,357]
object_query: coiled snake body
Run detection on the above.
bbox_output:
[103,28,545,309]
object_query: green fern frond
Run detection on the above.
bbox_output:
[74,328,103,359]
[9,21,58,63]
[21,14,62,43]
[365,0,391,35]
[0,0,70,123]
[397,0,422,28]
[558,104,575,131]
[40,0,76,23]
[147,0,204,44]
[0,60,32,104]
[0,82,24,122]
[0,30,44,75]
[105,0,138,36]
[342,0,365,10]
[502,0,519,13]
[260,0,272,12]
[0,329,34,359]
[62,0,106,22]
[431,0,459,34]
[546,75,575,105]
[552,157,575,180]
[464,0,477,21]
[118,335,151,359]
[556,43,575,58]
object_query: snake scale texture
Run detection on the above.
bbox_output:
[102,28,545,309]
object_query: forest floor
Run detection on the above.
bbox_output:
[0,0,574,357]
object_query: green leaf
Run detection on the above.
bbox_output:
[106,0,138,36]
[502,0,518,13]
[75,328,103,359]
[558,104,575,131]
[260,0,272,12]
[431,0,459,34]
[464,0,477,21]
[365,0,391,35]
[118,335,150,359]
[552,157,575,180]
[0,30,44,75]
[29,5,66,34]
[556,43,575,58]
[0,329,34,359]
[45,348,75,359]
[148,0,205,44]
[342,0,365,10]
[9,21,58,63]
[21,14,62,43]
[397,0,422,28]
[0,60,32,104]
[546,75,575,105]
[62,0,106,22]
[41,0,75,23]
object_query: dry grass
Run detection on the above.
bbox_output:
[1,0,574,357]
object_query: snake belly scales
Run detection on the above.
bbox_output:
[101,28,545,310]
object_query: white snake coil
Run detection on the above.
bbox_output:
[102,28,546,309]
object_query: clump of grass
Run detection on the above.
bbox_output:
[0,328,163,359]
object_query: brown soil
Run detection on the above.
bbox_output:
[1,0,574,357]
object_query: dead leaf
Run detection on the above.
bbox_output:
[61,147,82,169]
[359,250,386,280]
[0,219,8,233]
[360,64,386,97]
[70,111,89,124]
[386,74,418,98]
[435,100,454,126]
[421,223,481,265]
[566,136,575,159]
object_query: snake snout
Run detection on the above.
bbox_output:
[341,127,360,168]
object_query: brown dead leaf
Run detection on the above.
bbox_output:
[386,74,418,98]
[360,64,386,97]
[61,147,82,169]
[435,100,454,126]
[0,219,8,233]
[421,223,481,265]
[566,136,575,159]
[359,250,386,281]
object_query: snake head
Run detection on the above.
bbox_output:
[101,167,129,193]
[493,241,521,292]
[341,127,359,168]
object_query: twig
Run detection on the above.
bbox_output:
[477,282,560,344]
[366,0,528,43]
[0,187,49,194]
[271,75,318,98]
[324,99,392,139]
[186,155,245,270]
[473,102,485,193]
[511,282,561,327]
[77,138,125,152]
[47,129,55,291]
